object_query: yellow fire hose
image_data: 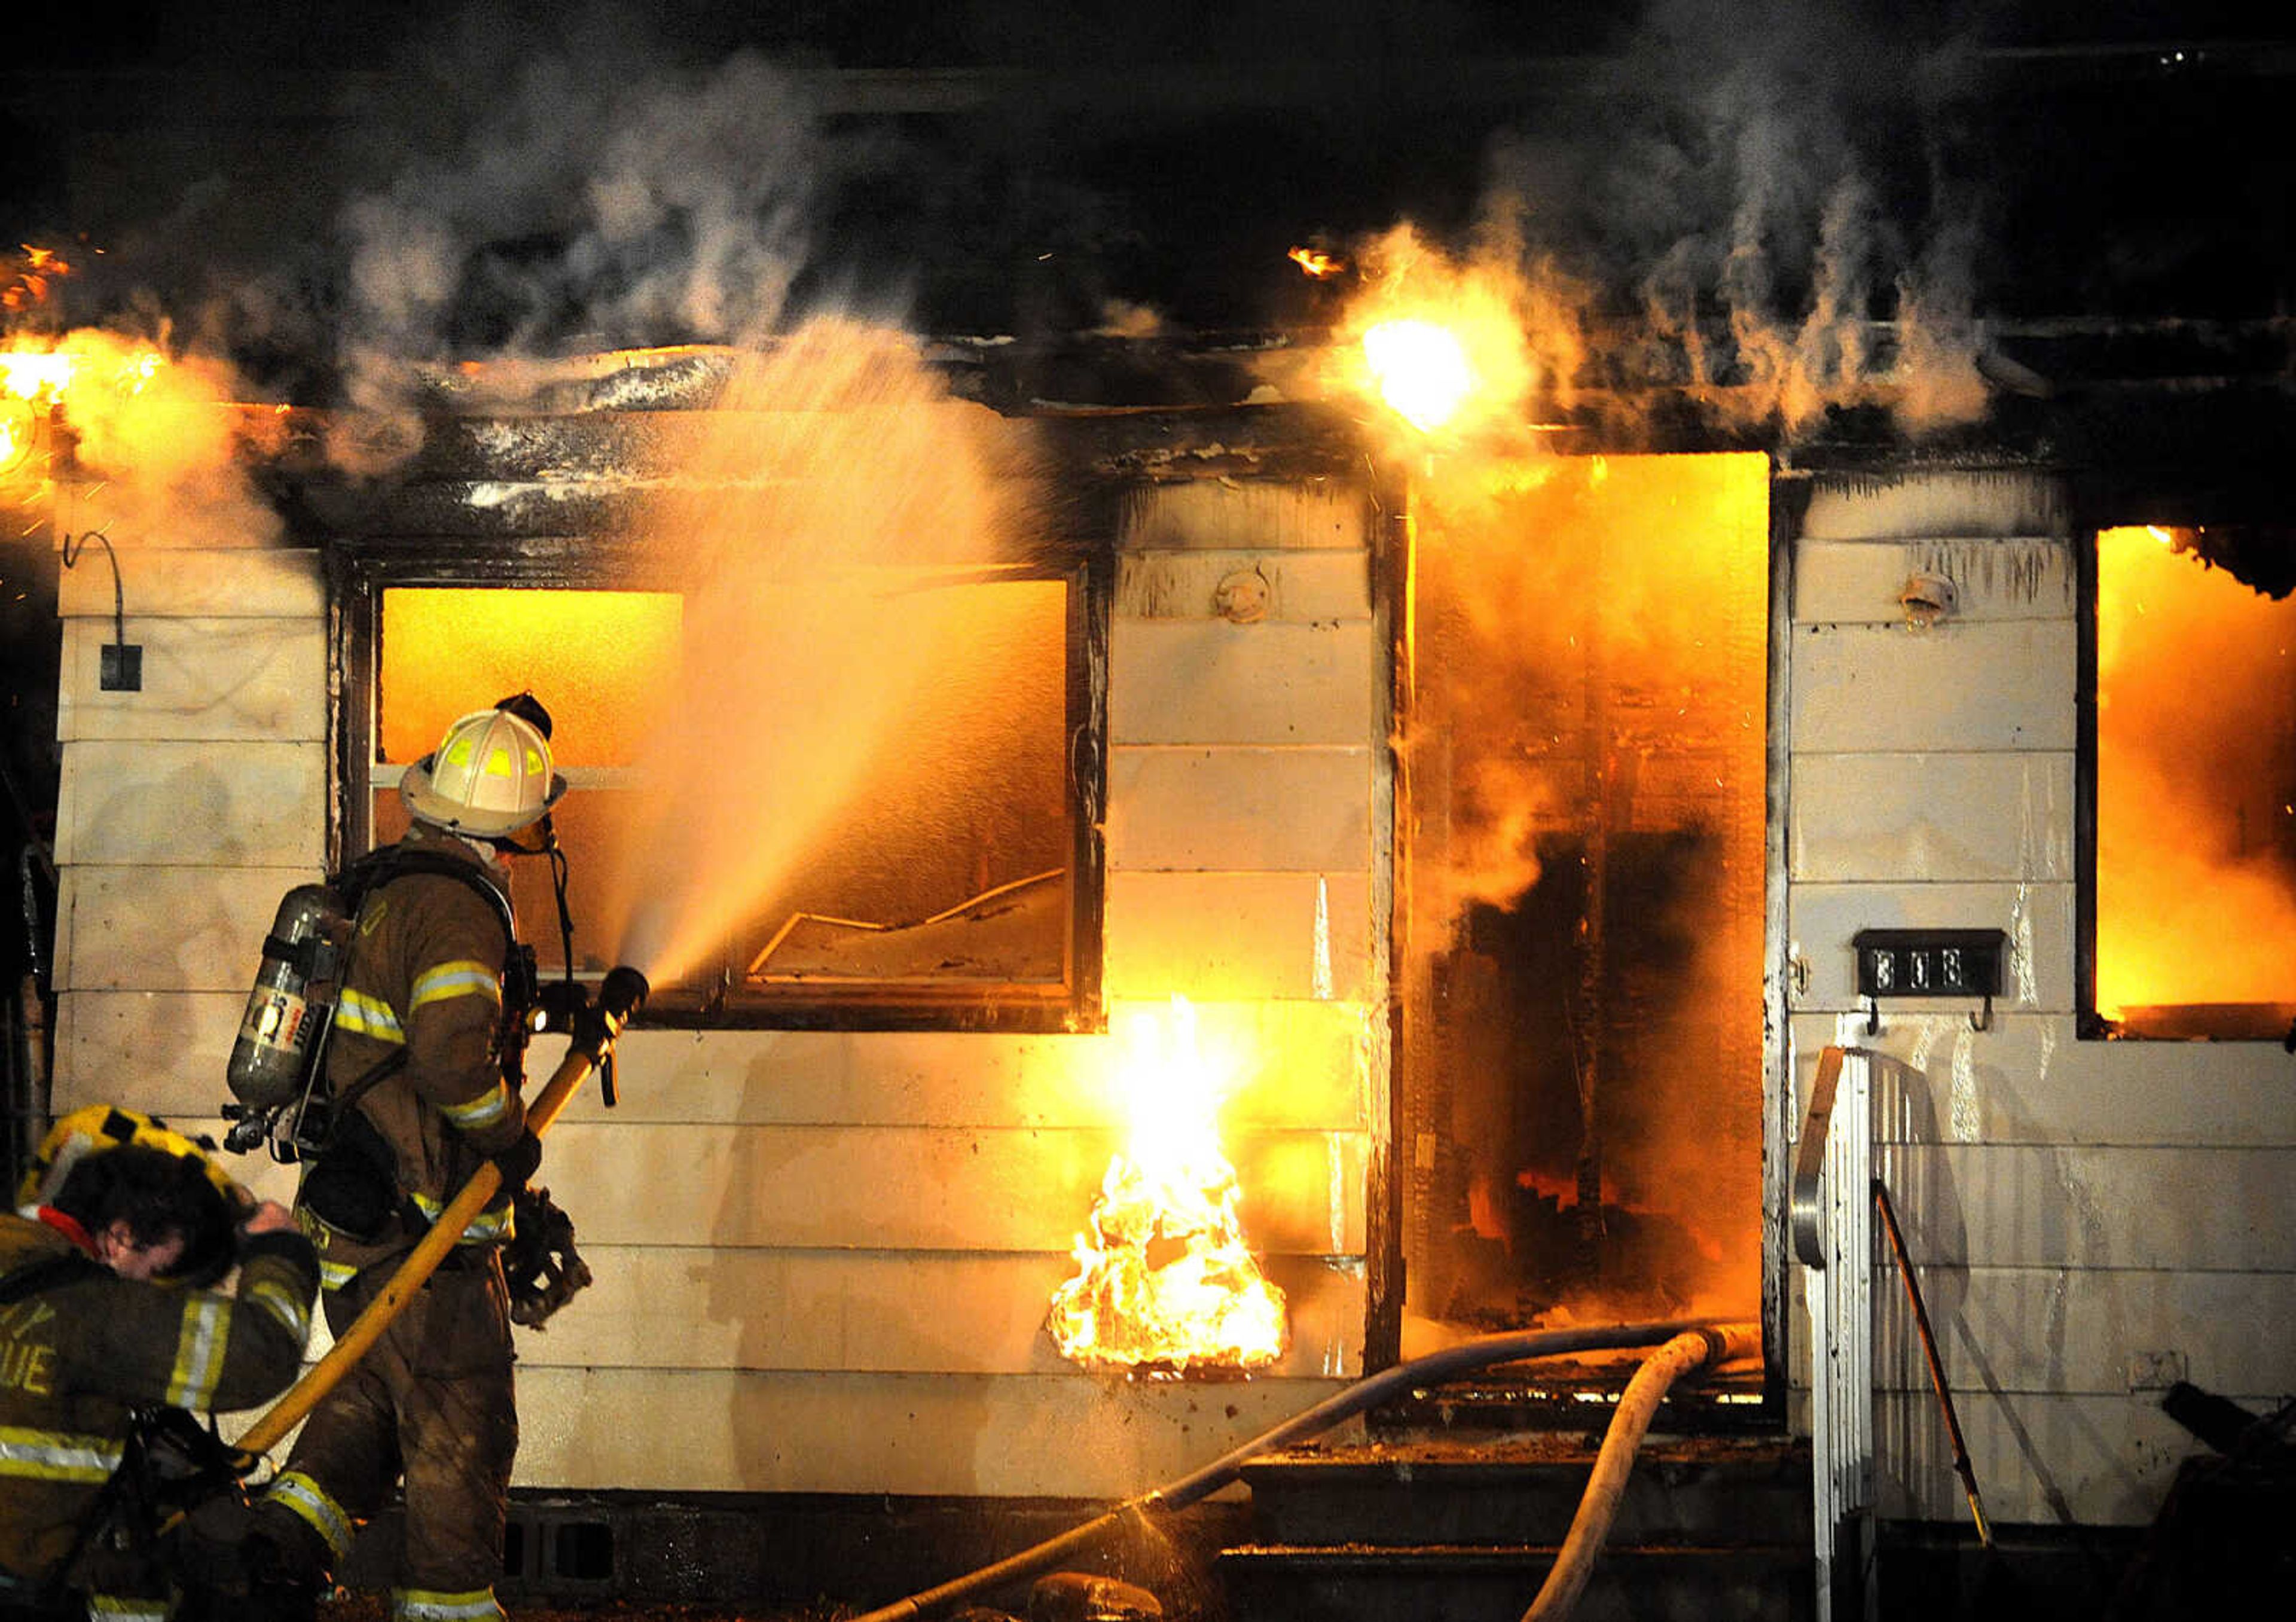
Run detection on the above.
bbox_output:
[234,967,648,1459]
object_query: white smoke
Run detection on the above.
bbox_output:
[1461,0,1991,440]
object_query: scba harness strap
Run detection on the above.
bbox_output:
[279,846,536,1169]
[333,847,536,1039]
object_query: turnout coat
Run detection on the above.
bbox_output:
[0,1207,319,1601]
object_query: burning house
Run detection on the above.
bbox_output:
[4,5,2294,1620]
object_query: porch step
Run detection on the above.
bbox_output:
[1239,1436,1811,1545]
[1219,1541,1812,1622]
[1219,1438,1813,1622]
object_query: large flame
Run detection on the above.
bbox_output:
[1047,997,1288,1373]
[1363,318,1475,433]
[0,329,281,545]
[1,333,178,467]
[1327,224,1556,440]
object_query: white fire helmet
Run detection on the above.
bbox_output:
[399,702,569,838]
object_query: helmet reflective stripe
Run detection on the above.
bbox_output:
[268,1470,356,1559]
[410,961,502,1013]
[408,1190,512,1246]
[164,1296,229,1408]
[87,1596,170,1622]
[393,1587,504,1622]
[248,1277,313,1342]
[0,1423,123,1481]
[439,1081,511,1133]
[334,989,407,1044]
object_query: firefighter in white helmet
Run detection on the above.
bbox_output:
[228,694,567,1622]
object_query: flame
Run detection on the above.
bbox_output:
[3,244,75,315]
[1288,245,1347,279]
[1363,318,1476,434]
[0,329,279,545]
[1047,996,1288,1373]
[0,399,33,477]
[2,347,76,403]
[0,346,71,483]
[1328,224,1553,439]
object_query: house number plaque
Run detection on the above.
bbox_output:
[1850,927,2007,1033]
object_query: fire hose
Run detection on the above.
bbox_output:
[233,965,648,1459]
[847,1318,1758,1622]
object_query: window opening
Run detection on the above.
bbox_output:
[355,566,1102,1032]
[2089,524,2296,1040]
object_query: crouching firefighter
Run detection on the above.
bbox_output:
[1,1106,319,1622]
[210,695,590,1622]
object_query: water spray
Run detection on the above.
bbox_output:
[233,967,648,1458]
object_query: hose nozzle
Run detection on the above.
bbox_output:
[600,965,649,1025]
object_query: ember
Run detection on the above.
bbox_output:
[1047,997,1287,1374]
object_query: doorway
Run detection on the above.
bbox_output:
[1395,451,1772,1377]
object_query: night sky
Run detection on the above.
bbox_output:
[4,1,2289,389]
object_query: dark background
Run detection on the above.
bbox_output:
[5,2,2292,356]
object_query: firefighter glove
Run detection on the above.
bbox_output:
[503,1184,592,1328]
[491,1127,542,1190]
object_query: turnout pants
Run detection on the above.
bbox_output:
[257,1257,517,1618]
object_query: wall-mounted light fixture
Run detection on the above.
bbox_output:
[1898,571,1959,627]
[1852,926,2007,1035]
[61,529,141,692]
[1214,566,1271,624]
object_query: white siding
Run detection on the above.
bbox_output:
[50,550,326,1112]
[58,477,1388,1501]
[494,474,1385,1492]
[1786,469,2294,1528]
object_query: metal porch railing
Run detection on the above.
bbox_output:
[1793,1043,1989,1622]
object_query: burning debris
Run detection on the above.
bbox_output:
[1048,998,1287,1376]
[2,244,74,315]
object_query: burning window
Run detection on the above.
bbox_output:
[353,568,1102,1030]
[2089,525,2296,1039]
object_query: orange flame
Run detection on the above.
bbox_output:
[1,347,76,403]
[1,345,72,483]
[1326,224,1553,440]
[1288,245,1347,280]
[3,245,75,314]
[0,333,178,491]
[1047,996,1287,1373]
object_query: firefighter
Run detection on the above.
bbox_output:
[0,1105,319,1622]
[234,696,563,1622]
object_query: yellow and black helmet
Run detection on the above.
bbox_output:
[17,1105,249,1283]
